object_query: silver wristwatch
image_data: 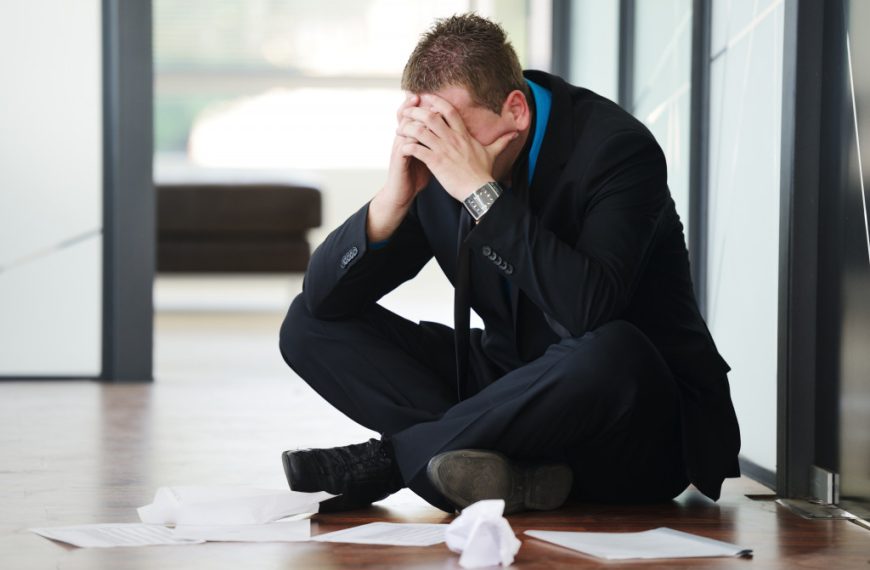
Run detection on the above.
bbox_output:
[463,181,503,221]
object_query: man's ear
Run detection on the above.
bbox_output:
[502,90,531,131]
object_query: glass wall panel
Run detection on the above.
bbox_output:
[711,0,780,57]
[567,0,619,102]
[837,0,870,515]
[632,0,693,235]
[706,0,785,473]
[0,1,103,376]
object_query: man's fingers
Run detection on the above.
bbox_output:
[487,130,519,158]
[396,119,439,150]
[396,93,420,122]
[401,107,451,139]
[392,134,417,151]
[394,118,423,143]
[420,94,467,133]
[399,141,433,164]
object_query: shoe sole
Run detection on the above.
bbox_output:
[427,450,573,514]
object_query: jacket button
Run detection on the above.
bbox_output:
[489,252,498,261]
[340,246,359,268]
[482,246,492,256]
[499,261,508,270]
[505,265,514,275]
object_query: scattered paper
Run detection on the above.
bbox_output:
[30,524,204,548]
[172,520,310,542]
[274,512,318,522]
[525,527,752,560]
[445,500,521,568]
[312,522,448,546]
[138,486,333,526]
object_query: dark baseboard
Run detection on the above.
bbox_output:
[739,455,777,492]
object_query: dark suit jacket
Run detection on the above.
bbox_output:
[302,70,741,501]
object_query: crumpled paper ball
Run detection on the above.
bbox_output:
[445,499,522,568]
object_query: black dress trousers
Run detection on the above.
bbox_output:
[279,293,689,510]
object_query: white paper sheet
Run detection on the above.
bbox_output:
[137,486,332,525]
[525,527,752,560]
[312,522,448,546]
[171,520,310,542]
[445,500,521,568]
[30,524,204,548]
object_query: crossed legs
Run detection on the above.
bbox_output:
[279,294,688,509]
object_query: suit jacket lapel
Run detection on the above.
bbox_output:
[510,72,577,354]
[524,71,575,195]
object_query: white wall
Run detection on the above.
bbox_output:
[0,1,103,376]
[706,0,785,473]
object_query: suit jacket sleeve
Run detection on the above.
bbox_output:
[466,130,668,336]
[302,199,433,319]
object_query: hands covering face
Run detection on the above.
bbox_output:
[367,92,519,243]
[396,94,518,203]
[379,94,431,210]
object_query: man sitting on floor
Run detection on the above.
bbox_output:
[279,13,740,514]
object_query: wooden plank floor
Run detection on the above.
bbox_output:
[1,311,868,569]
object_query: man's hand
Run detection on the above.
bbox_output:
[398,94,517,203]
[367,94,432,243]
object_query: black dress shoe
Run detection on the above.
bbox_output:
[282,438,404,512]
[427,449,573,514]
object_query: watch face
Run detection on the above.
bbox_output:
[464,182,502,221]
